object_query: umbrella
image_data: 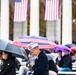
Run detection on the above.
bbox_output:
[55,45,71,52]
[70,46,76,53]
[65,43,76,48]
[46,54,54,60]
[0,39,28,59]
[12,36,57,49]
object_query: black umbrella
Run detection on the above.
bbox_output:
[65,43,76,48]
[46,54,53,60]
[0,39,28,59]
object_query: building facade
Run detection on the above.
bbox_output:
[0,0,72,45]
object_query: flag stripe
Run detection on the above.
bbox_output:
[44,0,60,21]
[14,0,28,22]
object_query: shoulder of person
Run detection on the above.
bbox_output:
[39,51,47,58]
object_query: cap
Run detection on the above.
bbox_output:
[27,43,38,50]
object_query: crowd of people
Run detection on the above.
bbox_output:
[18,42,76,75]
[0,41,76,75]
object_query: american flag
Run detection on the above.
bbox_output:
[14,0,28,22]
[44,0,60,21]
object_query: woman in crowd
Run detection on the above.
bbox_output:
[0,51,15,75]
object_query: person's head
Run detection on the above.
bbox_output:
[57,50,62,56]
[2,51,12,60]
[54,40,59,44]
[27,43,40,56]
[64,49,70,55]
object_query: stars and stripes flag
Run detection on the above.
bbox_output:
[44,0,60,21]
[14,0,28,22]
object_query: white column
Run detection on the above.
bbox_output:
[22,22,27,36]
[55,20,61,44]
[46,21,56,41]
[0,0,9,40]
[30,0,39,36]
[62,0,72,45]
[0,1,1,34]
[13,22,27,40]
[13,22,22,40]
[0,11,1,35]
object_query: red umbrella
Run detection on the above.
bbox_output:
[12,36,57,49]
[70,46,76,53]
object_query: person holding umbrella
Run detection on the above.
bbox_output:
[0,51,15,75]
[23,42,49,75]
[55,50,63,70]
[58,49,72,72]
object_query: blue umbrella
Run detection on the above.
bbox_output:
[55,45,71,52]
[0,39,28,59]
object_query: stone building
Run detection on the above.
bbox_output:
[0,0,73,45]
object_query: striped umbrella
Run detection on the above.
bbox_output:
[12,36,57,49]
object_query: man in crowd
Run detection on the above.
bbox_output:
[23,42,49,75]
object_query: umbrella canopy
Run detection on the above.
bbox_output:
[46,54,54,60]
[65,43,76,48]
[55,45,71,52]
[0,39,28,59]
[12,36,57,49]
[70,46,76,53]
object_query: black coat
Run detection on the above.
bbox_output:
[32,51,49,75]
[0,56,15,75]
[56,56,63,67]
[49,59,58,73]
[58,54,72,70]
